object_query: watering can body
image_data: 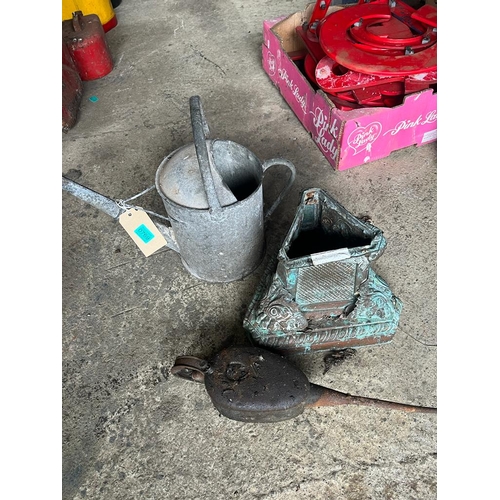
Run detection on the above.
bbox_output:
[154,96,296,283]
[156,140,294,282]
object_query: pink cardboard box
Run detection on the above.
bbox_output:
[262,5,437,171]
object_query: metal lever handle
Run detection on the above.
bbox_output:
[307,0,333,37]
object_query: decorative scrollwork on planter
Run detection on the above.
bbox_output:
[253,279,308,333]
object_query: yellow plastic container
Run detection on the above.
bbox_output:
[62,0,117,32]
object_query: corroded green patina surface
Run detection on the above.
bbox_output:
[244,188,403,354]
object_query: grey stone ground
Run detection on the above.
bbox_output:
[62,1,437,499]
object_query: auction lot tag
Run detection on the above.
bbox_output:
[119,208,167,257]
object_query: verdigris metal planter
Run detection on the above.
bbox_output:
[243,188,403,354]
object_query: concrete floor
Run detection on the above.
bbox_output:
[62,1,437,499]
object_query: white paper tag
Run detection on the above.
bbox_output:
[311,248,351,266]
[118,208,167,257]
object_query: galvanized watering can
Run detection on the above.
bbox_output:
[154,96,296,282]
[62,96,296,283]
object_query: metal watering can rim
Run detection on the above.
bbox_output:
[154,139,264,213]
[156,96,296,221]
[156,96,240,213]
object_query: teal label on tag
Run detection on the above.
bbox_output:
[134,224,155,244]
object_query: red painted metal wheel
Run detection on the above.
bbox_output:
[318,1,437,76]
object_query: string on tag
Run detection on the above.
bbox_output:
[116,185,171,223]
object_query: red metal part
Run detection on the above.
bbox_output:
[327,94,361,110]
[411,4,437,29]
[389,0,429,36]
[102,14,118,33]
[304,53,318,86]
[330,86,402,109]
[314,56,437,107]
[299,0,437,110]
[315,55,403,93]
[349,14,436,53]
[405,69,437,92]
[364,15,414,40]
[296,24,326,63]
[332,90,358,103]
[288,49,309,62]
[62,11,114,81]
[318,1,437,76]
[352,81,404,103]
[307,0,333,38]
[327,84,403,110]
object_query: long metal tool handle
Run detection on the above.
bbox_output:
[62,176,124,219]
[306,383,437,414]
[189,95,222,211]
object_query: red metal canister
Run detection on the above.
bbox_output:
[62,11,114,81]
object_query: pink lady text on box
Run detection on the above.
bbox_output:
[262,13,437,171]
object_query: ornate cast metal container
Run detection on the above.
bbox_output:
[243,188,403,354]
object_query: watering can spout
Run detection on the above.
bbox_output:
[62,176,181,254]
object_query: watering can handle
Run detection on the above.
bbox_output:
[261,158,297,221]
[189,96,223,211]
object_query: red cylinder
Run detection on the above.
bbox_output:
[62,11,114,81]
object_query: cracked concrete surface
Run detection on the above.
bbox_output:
[62,1,437,499]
